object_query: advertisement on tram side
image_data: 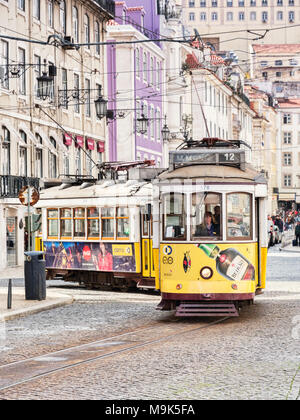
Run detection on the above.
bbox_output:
[44,241,137,273]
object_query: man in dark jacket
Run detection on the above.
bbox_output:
[295,222,300,246]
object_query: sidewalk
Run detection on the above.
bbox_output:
[0,266,24,280]
[280,244,300,253]
[0,286,74,322]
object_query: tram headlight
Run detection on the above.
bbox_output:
[200,267,213,280]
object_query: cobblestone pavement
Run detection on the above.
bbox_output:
[0,248,299,400]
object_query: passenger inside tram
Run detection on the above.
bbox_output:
[192,193,221,240]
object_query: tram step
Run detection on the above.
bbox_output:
[175,302,239,317]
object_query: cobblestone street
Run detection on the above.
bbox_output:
[0,247,299,400]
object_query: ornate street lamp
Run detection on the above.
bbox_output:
[95,86,108,120]
[137,105,149,135]
[37,72,53,100]
[161,115,171,142]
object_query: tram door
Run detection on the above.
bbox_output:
[141,205,155,279]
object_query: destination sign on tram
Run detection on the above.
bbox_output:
[170,150,245,168]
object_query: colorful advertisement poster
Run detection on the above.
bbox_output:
[44,241,137,273]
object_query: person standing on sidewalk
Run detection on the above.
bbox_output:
[295,222,300,246]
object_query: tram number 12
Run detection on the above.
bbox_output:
[224,153,235,162]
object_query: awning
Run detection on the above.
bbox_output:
[97,141,105,153]
[64,133,73,146]
[86,138,95,150]
[278,193,295,201]
[75,135,84,148]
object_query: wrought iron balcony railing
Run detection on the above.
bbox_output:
[0,176,40,199]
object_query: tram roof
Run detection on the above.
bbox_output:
[39,180,153,203]
[158,164,267,184]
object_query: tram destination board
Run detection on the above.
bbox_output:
[169,149,245,170]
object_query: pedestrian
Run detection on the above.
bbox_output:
[295,222,300,246]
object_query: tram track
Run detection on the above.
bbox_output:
[0,316,230,393]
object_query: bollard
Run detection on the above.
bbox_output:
[7,279,12,310]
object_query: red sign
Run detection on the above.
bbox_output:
[86,138,95,150]
[97,141,105,153]
[63,133,72,146]
[75,135,84,148]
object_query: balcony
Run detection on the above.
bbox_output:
[94,0,115,17]
[0,176,39,199]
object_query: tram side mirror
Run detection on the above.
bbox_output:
[145,204,152,222]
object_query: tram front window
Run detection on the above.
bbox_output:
[191,193,222,240]
[227,193,252,239]
[163,193,186,240]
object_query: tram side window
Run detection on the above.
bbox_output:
[87,208,100,239]
[163,193,186,240]
[74,208,86,238]
[60,209,72,238]
[102,208,115,239]
[227,193,252,240]
[116,207,130,239]
[47,209,59,238]
[191,193,222,240]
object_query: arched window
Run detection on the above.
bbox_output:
[84,14,90,48]
[73,6,79,43]
[60,0,66,35]
[2,126,10,175]
[150,57,154,85]
[95,21,100,55]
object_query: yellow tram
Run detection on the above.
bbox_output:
[153,140,268,316]
[37,140,268,316]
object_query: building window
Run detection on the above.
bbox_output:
[33,0,40,20]
[18,48,26,95]
[85,79,91,117]
[200,12,206,20]
[74,73,80,114]
[189,12,195,21]
[150,57,154,86]
[250,11,256,20]
[227,0,233,6]
[283,132,292,144]
[135,48,140,78]
[35,134,43,178]
[283,114,292,124]
[48,0,54,28]
[73,6,79,43]
[277,11,283,20]
[2,126,10,175]
[289,11,295,22]
[212,12,218,21]
[284,175,292,187]
[75,148,81,175]
[1,40,9,89]
[86,149,92,176]
[200,1,206,6]
[143,52,147,81]
[95,21,100,55]
[239,12,245,20]
[61,68,68,109]
[227,12,233,21]
[49,137,57,178]
[283,153,292,165]
[60,0,66,35]
[84,14,90,48]
[262,11,268,22]
[189,0,195,6]
[250,0,256,5]
[34,54,41,97]
[18,0,25,12]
